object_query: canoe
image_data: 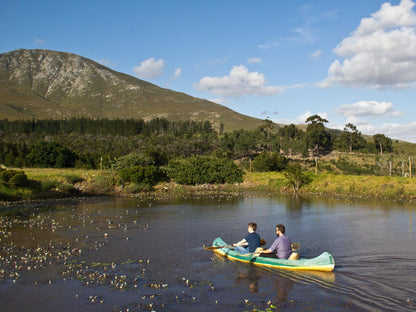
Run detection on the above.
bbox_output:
[210,237,335,272]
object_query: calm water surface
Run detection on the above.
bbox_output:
[0,195,415,311]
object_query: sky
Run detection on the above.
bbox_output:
[1,0,416,143]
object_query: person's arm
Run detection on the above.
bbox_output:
[261,239,278,254]
[232,239,248,247]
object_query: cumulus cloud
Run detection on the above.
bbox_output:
[173,67,181,80]
[356,122,416,143]
[319,0,416,89]
[336,100,402,117]
[248,57,262,64]
[133,57,165,79]
[194,65,285,97]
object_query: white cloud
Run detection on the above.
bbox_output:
[336,100,402,117]
[319,0,416,89]
[194,65,285,97]
[310,50,322,59]
[173,67,181,80]
[356,122,416,143]
[248,57,262,64]
[258,41,279,50]
[34,38,46,44]
[133,57,165,79]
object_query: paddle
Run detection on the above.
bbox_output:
[204,238,266,251]
[203,244,233,250]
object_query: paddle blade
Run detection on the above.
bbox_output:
[203,244,232,250]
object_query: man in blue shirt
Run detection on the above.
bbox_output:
[259,224,292,259]
[232,222,261,254]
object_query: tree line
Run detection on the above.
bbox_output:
[0,117,214,136]
[0,115,394,170]
[0,115,402,194]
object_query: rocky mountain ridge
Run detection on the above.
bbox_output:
[0,49,263,131]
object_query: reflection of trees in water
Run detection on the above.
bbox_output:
[272,274,294,303]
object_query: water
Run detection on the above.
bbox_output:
[0,195,415,311]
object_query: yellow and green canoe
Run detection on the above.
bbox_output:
[210,237,335,272]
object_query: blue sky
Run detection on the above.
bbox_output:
[2,0,416,143]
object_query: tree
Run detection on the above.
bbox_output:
[304,115,332,155]
[252,152,288,172]
[26,142,77,168]
[284,163,312,194]
[373,134,393,155]
[340,123,366,152]
[166,156,243,185]
[278,124,303,156]
[258,119,274,152]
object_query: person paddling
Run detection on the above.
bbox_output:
[258,224,292,259]
[232,222,261,254]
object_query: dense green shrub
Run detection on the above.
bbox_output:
[252,152,288,172]
[0,169,30,188]
[119,165,164,186]
[26,142,77,168]
[166,156,243,185]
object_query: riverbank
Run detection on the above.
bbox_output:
[1,168,416,206]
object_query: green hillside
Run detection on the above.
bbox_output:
[0,49,264,132]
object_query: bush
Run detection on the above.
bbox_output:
[284,163,312,192]
[9,172,29,187]
[119,165,165,186]
[26,142,77,168]
[252,152,288,172]
[166,156,243,185]
[0,169,30,188]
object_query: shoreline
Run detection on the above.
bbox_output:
[2,180,415,210]
[2,169,416,208]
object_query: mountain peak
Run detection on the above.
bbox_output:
[0,49,262,131]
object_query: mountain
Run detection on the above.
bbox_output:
[0,49,264,132]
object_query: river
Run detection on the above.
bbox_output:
[0,195,415,311]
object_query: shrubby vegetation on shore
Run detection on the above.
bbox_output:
[1,117,415,203]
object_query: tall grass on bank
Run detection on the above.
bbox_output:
[245,172,416,202]
[1,168,113,201]
[2,168,416,203]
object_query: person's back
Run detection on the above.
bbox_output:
[270,234,291,259]
[232,222,261,254]
[244,231,261,253]
[258,224,292,259]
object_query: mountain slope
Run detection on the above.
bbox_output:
[0,49,263,131]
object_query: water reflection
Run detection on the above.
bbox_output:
[272,273,294,303]
[1,195,416,312]
[236,265,260,293]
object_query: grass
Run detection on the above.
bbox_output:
[244,171,416,202]
[2,166,416,203]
